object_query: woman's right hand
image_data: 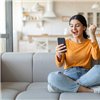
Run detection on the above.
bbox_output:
[55,43,67,60]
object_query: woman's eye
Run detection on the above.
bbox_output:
[76,25,80,27]
[70,25,73,27]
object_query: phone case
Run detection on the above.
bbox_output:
[57,37,67,53]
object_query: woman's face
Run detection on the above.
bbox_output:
[69,19,86,38]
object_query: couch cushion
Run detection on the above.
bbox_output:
[1,82,30,91]
[60,92,100,100]
[1,53,34,82]
[33,53,64,82]
[15,89,60,100]
[1,88,20,100]
[27,82,48,90]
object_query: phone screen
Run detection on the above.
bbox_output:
[57,37,67,53]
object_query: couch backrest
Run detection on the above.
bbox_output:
[98,59,100,65]
[98,58,100,65]
[1,52,33,82]
[1,52,100,82]
[33,53,100,82]
[33,53,64,82]
[91,57,99,67]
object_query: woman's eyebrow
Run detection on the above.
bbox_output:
[70,23,80,25]
[75,23,80,25]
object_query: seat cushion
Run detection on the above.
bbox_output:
[16,82,60,100]
[1,82,30,91]
[60,93,100,100]
[1,88,20,100]
[15,89,60,100]
[26,82,48,90]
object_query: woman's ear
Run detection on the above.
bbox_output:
[83,26,86,31]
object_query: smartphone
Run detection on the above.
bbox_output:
[57,37,67,53]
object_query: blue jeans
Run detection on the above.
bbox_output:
[48,65,100,93]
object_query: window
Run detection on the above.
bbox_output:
[78,12,84,16]
[87,13,93,27]
[0,1,6,52]
[97,13,100,28]
[0,1,13,52]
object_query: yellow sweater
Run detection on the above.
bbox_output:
[55,39,100,70]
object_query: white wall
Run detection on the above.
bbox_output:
[13,1,100,39]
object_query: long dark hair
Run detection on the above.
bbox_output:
[69,14,89,39]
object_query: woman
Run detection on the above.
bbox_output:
[48,14,100,93]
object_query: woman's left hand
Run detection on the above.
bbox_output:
[89,24,97,42]
[89,24,97,35]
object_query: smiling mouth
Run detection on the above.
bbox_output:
[73,31,78,35]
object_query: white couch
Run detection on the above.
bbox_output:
[1,52,100,100]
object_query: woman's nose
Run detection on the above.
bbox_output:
[73,26,76,30]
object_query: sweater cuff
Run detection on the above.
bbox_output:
[90,40,98,48]
[55,55,63,64]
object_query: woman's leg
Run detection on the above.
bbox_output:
[48,71,80,93]
[76,81,93,93]
[63,67,93,92]
[48,71,90,93]
[77,65,100,87]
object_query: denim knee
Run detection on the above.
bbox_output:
[48,71,63,84]
[78,65,100,87]
[48,71,80,93]
[92,65,100,74]
[93,65,100,69]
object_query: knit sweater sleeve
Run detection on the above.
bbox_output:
[90,40,100,60]
[55,54,65,68]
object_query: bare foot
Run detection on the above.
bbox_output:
[77,85,94,93]
[75,80,94,93]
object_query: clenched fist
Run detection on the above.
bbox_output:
[89,24,97,35]
[89,24,97,42]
